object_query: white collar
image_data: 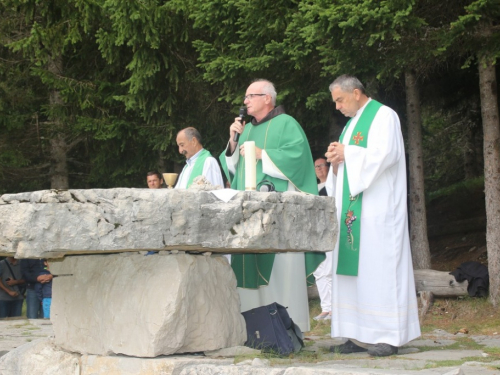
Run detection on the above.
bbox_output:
[354,98,372,119]
[186,148,204,166]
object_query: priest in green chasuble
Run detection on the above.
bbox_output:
[325,75,420,357]
[219,79,324,332]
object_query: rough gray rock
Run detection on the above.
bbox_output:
[0,189,336,258]
[179,365,285,375]
[0,338,234,375]
[2,334,500,375]
[50,253,246,357]
[204,346,260,358]
[0,339,80,375]
[441,368,465,375]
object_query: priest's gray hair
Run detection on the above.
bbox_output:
[329,75,366,95]
[180,127,202,145]
[252,79,277,106]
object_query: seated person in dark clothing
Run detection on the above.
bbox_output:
[35,260,52,319]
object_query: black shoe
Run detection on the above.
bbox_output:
[367,343,398,357]
[329,340,368,354]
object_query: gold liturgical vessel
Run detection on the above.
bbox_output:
[163,173,178,189]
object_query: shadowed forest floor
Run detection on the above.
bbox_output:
[426,183,487,272]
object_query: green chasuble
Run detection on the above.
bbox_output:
[219,106,325,288]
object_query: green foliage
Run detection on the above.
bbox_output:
[440,0,500,66]
[0,0,498,192]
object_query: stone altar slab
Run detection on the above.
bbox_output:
[0,189,336,258]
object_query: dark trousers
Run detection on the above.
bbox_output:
[26,289,43,319]
[0,299,23,318]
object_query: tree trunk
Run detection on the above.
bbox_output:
[49,133,69,189]
[414,269,468,296]
[48,55,69,190]
[158,149,166,173]
[478,55,500,307]
[405,70,431,270]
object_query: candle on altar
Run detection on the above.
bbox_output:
[244,141,256,191]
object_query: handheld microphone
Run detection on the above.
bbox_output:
[258,180,276,192]
[233,106,247,142]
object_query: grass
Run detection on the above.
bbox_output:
[423,354,500,369]
[414,337,484,352]
[234,296,500,366]
[307,298,332,337]
[420,296,500,335]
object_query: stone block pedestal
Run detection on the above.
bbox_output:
[50,252,246,357]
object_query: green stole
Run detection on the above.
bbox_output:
[180,149,212,188]
[337,100,383,276]
[219,113,323,288]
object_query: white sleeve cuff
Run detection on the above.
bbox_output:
[261,150,287,180]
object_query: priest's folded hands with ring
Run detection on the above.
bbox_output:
[325,142,345,164]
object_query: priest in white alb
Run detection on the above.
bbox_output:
[325,75,420,357]
[175,127,224,189]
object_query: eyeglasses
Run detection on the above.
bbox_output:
[314,163,328,169]
[244,93,267,100]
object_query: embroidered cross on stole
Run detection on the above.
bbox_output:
[337,100,383,276]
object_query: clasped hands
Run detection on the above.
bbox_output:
[37,274,53,284]
[325,142,345,165]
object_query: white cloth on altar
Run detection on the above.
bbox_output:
[328,99,421,346]
[225,146,310,332]
[210,189,239,203]
[175,149,224,189]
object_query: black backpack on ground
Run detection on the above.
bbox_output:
[241,302,304,356]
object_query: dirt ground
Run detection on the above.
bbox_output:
[426,185,487,273]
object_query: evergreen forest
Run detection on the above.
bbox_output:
[0,0,499,303]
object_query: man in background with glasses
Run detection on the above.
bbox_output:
[315,157,330,196]
[219,79,324,332]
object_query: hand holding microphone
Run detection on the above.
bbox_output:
[233,106,247,142]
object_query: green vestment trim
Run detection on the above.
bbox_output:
[219,112,324,288]
[337,100,383,276]
[180,149,212,188]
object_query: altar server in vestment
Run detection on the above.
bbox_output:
[220,79,324,331]
[175,127,224,189]
[325,75,420,357]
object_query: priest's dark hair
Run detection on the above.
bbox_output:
[146,171,162,180]
[179,127,202,145]
[329,75,366,95]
